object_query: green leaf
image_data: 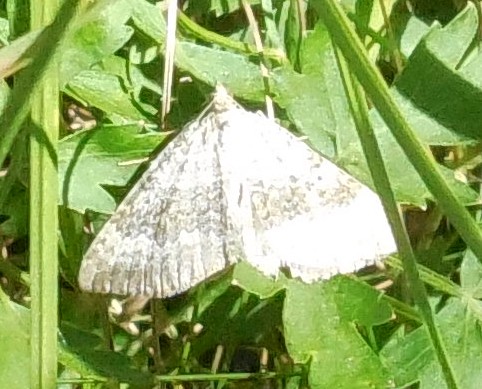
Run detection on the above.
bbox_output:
[460,250,482,302]
[329,276,393,327]
[175,42,265,101]
[65,70,153,121]
[284,0,303,69]
[232,261,286,299]
[208,0,258,17]
[0,79,9,112]
[261,0,284,51]
[423,5,477,67]
[272,69,342,159]
[0,17,10,43]
[381,249,482,388]
[0,289,30,389]
[272,68,477,207]
[300,21,334,76]
[283,281,393,388]
[59,207,88,286]
[190,270,234,318]
[59,125,165,214]
[101,54,162,98]
[381,298,482,388]
[130,0,166,43]
[60,0,134,87]
[272,21,478,207]
[395,5,482,141]
[0,30,40,78]
[0,184,28,238]
[117,16,477,208]
[64,349,153,385]
[64,55,161,121]
[191,285,284,364]
[400,16,430,58]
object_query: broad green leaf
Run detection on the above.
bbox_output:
[62,348,153,385]
[299,22,334,76]
[273,67,346,158]
[423,4,477,67]
[400,16,430,58]
[283,281,393,388]
[64,55,161,122]
[381,297,482,389]
[59,125,165,214]
[60,0,133,87]
[0,289,30,389]
[65,70,153,121]
[395,5,482,141]
[361,111,477,206]
[175,42,265,101]
[176,262,285,326]
[232,261,287,299]
[130,0,166,43]
[328,276,393,327]
[96,55,162,102]
[190,268,234,318]
[385,90,475,146]
[0,0,133,83]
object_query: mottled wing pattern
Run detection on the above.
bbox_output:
[79,108,241,298]
[216,104,396,282]
[79,86,396,298]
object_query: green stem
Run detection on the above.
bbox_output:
[28,0,80,388]
[335,48,458,388]
[313,1,472,387]
[178,11,287,64]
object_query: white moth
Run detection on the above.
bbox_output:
[78,86,396,298]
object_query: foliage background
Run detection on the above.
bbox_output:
[0,0,482,388]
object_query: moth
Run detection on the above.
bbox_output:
[78,86,396,298]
